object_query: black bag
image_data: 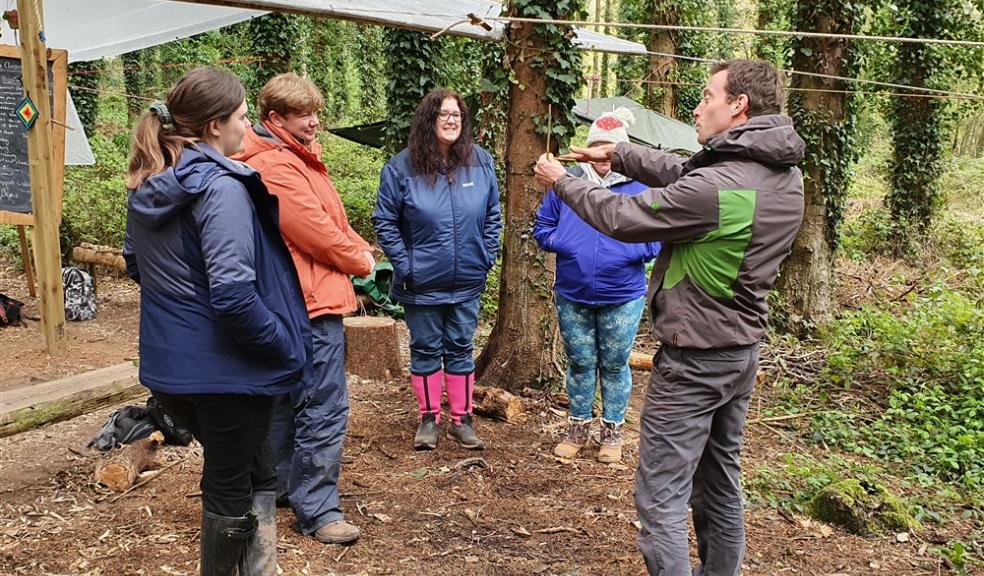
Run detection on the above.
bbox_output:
[89,396,193,451]
[89,405,157,451]
[62,266,97,321]
[146,395,193,446]
[0,293,24,327]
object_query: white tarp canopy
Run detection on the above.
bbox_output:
[1,1,644,165]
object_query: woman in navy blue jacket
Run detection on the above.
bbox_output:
[534,108,660,464]
[124,68,309,576]
[373,89,501,451]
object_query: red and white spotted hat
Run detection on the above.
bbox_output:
[586,106,636,146]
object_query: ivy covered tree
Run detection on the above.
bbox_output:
[382,29,444,153]
[615,0,713,120]
[475,0,585,392]
[248,13,311,96]
[883,0,984,255]
[776,0,867,334]
[357,24,388,123]
[754,0,793,69]
[68,59,104,137]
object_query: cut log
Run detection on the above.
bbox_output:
[71,242,126,272]
[95,431,165,492]
[629,350,654,371]
[342,316,403,382]
[473,385,522,422]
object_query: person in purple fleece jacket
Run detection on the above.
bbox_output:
[534,107,660,464]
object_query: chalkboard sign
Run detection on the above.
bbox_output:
[0,46,65,225]
[0,56,33,214]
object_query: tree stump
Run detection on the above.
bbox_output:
[473,385,523,423]
[343,316,403,381]
[94,431,165,492]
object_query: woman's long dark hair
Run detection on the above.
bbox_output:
[408,89,474,186]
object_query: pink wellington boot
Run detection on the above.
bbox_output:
[444,372,485,450]
[410,371,443,450]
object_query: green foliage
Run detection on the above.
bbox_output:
[818,287,984,491]
[248,13,311,95]
[884,0,984,255]
[382,29,444,153]
[474,42,509,164]
[319,133,388,244]
[481,257,502,321]
[754,0,793,69]
[308,18,363,124]
[68,59,104,136]
[60,133,130,253]
[612,0,716,121]
[509,0,586,150]
[356,24,388,123]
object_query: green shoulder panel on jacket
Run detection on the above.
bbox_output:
[663,189,756,299]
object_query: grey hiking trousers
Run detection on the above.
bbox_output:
[635,342,759,576]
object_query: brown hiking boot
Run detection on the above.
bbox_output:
[597,420,624,463]
[313,520,360,545]
[553,417,592,459]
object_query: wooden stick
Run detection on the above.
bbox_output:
[17,225,36,297]
[545,104,552,154]
[746,412,814,426]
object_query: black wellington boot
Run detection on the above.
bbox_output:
[200,509,256,576]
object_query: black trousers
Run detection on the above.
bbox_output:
[155,392,277,517]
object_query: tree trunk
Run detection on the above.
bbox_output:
[600,0,613,97]
[777,7,858,335]
[475,17,562,393]
[645,6,677,117]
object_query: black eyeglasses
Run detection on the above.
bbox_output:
[438,111,462,121]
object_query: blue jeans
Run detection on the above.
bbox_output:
[403,297,481,375]
[555,294,646,423]
[266,315,348,534]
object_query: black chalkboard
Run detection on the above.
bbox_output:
[0,56,32,214]
[0,56,56,216]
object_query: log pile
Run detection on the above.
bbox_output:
[72,242,126,272]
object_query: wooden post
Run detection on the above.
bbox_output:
[16,225,36,297]
[17,0,66,355]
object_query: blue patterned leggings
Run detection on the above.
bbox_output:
[555,294,646,423]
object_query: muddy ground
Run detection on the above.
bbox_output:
[0,264,973,575]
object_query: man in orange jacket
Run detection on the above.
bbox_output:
[237,73,373,545]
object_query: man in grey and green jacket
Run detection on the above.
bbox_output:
[535,59,805,575]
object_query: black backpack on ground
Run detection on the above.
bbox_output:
[89,396,193,451]
[0,293,24,327]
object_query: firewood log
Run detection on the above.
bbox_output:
[473,385,522,422]
[94,431,164,492]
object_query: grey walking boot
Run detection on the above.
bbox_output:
[447,415,485,450]
[200,509,256,576]
[247,491,277,576]
[414,412,440,450]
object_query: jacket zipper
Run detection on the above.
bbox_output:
[449,174,458,302]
